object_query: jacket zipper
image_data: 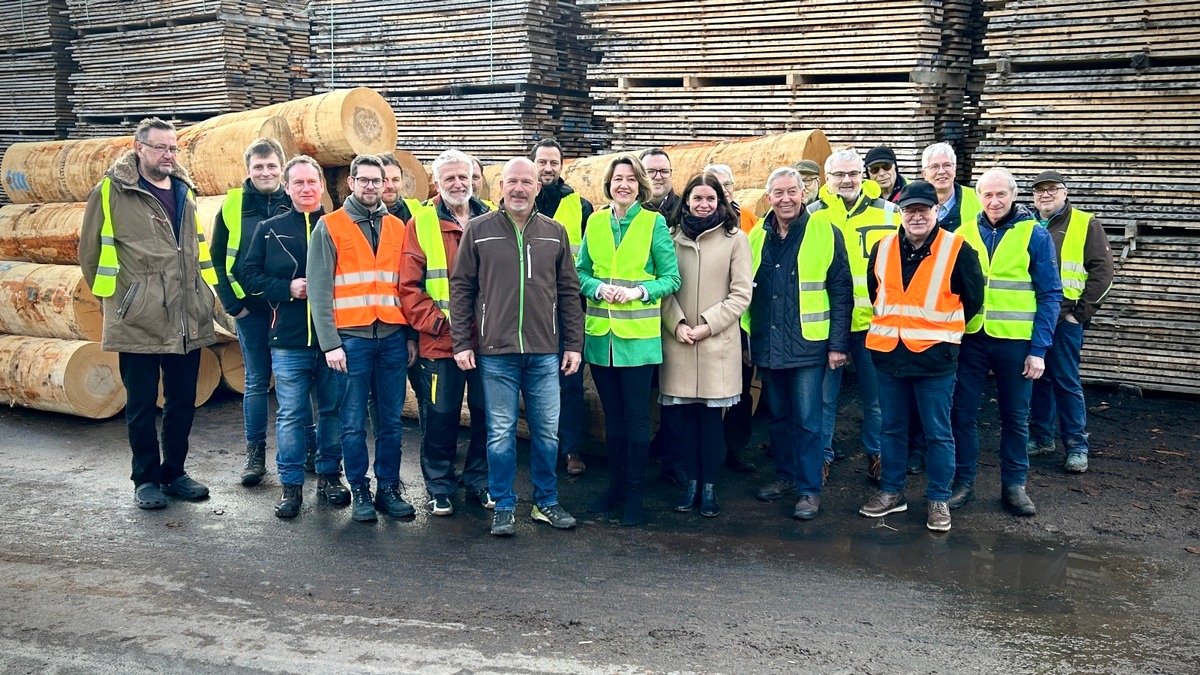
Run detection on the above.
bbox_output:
[513,218,526,353]
[117,281,141,317]
[480,302,487,339]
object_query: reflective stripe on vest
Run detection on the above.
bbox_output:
[1060,207,1092,301]
[866,229,966,353]
[92,176,216,297]
[554,192,584,256]
[584,207,660,339]
[324,208,408,328]
[740,216,835,341]
[220,187,247,298]
[413,205,451,321]
[959,218,1036,339]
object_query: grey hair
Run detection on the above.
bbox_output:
[703,163,734,182]
[765,166,804,193]
[134,117,175,142]
[977,167,1018,195]
[922,142,957,169]
[432,149,474,180]
[823,148,864,174]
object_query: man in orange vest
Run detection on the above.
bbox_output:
[307,154,418,523]
[859,181,983,532]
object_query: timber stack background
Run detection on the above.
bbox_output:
[0,0,1196,400]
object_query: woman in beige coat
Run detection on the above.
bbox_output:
[660,172,754,517]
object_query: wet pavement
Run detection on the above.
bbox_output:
[1,394,1198,674]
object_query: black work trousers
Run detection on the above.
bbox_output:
[119,350,201,486]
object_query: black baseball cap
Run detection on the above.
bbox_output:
[864,146,897,168]
[1032,170,1066,187]
[896,180,938,208]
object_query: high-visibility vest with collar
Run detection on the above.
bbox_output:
[413,205,451,322]
[866,229,966,353]
[808,182,899,333]
[219,187,248,298]
[92,176,217,297]
[584,207,660,339]
[958,217,1036,339]
[324,208,408,328]
[554,192,584,255]
[1059,207,1093,301]
[739,216,834,341]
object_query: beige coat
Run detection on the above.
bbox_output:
[659,224,753,400]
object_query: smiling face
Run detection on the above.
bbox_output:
[349,164,383,208]
[642,153,673,199]
[533,146,562,187]
[767,174,805,223]
[922,153,957,192]
[609,162,639,210]
[247,152,283,194]
[436,161,472,208]
[500,158,540,218]
[284,162,323,213]
[826,157,863,202]
[977,172,1015,223]
[901,203,937,245]
[380,164,403,206]
[687,183,719,218]
[1033,182,1068,220]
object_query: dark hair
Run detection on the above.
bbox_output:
[243,137,286,168]
[376,153,401,169]
[670,172,739,235]
[528,137,563,162]
[639,147,670,164]
[350,154,384,177]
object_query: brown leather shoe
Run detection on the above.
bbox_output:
[927,501,951,532]
[566,452,587,476]
[858,490,907,518]
[867,454,882,483]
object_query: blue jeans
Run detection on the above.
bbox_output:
[821,331,881,461]
[876,370,957,501]
[763,365,825,495]
[236,312,272,446]
[479,353,561,512]
[338,332,407,489]
[1029,319,1089,455]
[951,333,1032,487]
[272,347,342,485]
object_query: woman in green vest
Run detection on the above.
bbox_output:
[577,154,681,526]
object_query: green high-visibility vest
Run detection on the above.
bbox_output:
[413,205,451,322]
[584,207,660,340]
[1059,207,1092,301]
[808,187,899,332]
[959,218,1037,339]
[403,198,424,219]
[555,193,583,256]
[220,187,247,298]
[740,217,834,341]
[92,177,217,298]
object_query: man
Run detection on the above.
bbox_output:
[531,138,594,476]
[379,153,425,224]
[949,168,1062,517]
[239,155,350,517]
[450,157,584,536]
[209,138,294,487]
[1027,170,1114,474]
[864,146,908,203]
[744,166,853,520]
[859,180,984,532]
[399,150,494,516]
[79,117,218,509]
[308,154,418,523]
[468,155,497,210]
[792,159,822,206]
[640,147,681,215]
[920,143,982,233]
[808,148,899,485]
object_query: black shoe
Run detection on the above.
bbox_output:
[906,453,925,475]
[948,481,975,510]
[725,451,756,474]
[274,484,303,518]
[475,488,496,509]
[491,510,516,536]
[134,482,168,510]
[316,473,351,505]
[160,474,210,500]
[792,494,821,520]
[660,465,688,490]
[427,494,454,516]
[674,480,699,512]
[1001,484,1037,517]
[832,441,849,461]
[700,483,720,518]
[621,494,644,526]
[351,484,377,522]
[304,446,317,473]
[374,483,416,518]
[756,479,797,502]
[241,442,266,486]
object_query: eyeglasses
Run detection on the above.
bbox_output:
[829,171,862,181]
[353,177,384,187]
[647,169,673,177]
[142,143,179,155]
[721,181,735,188]
[924,162,954,173]
[1033,185,1064,196]
[868,163,893,174]
[802,175,820,184]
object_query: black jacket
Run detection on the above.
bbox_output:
[239,208,325,349]
[535,178,594,228]
[643,190,681,218]
[937,182,969,233]
[749,210,853,369]
[866,227,984,378]
[209,179,291,317]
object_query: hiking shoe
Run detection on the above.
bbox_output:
[866,454,882,483]
[1001,484,1037,517]
[475,488,496,509]
[792,494,821,521]
[240,442,266,486]
[566,453,587,476]
[428,494,454,516]
[316,473,351,505]
[160,474,210,500]
[859,491,908,518]
[351,484,377,522]
[531,504,577,529]
[134,482,168,510]
[948,481,975,510]
[927,501,952,532]
[1027,439,1056,457]
[491,510,515,536]
[375,483,416,518]
[1065,453,1089,473]
[756,479,797,502]
[274,484,303,518]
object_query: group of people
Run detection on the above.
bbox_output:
[78,117,1113,536]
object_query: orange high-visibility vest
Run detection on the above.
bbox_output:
[866,228,966,353]
[324,208,408,329]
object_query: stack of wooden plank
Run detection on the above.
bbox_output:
[579,0,984,177]
[970,1,1200,238]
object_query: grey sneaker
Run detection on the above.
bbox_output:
[859,491,908,518]
[531,504,577,529]
[491,510,515,536]
[1027,439,1056,457]
[1064,453,1089,473]
[927,501,952,532]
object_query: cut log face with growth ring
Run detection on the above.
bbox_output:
[0,336,125,418]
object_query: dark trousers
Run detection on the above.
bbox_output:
[722,359,755,454]
[952,333,1033,487]
[119,350,201,486]
[672,403,725,486]
[558,360,585,457]
[419,357,488,496]
[591,363,655,491]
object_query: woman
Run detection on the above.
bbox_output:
[660,173,753,517]
[577,153,681,526]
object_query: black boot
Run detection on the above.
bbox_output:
[622,441,649,526]
[700,483,720,518]
[240,442,266,486]
[674,480,699,512]
[588,438,627,513]
[274,484,303,518]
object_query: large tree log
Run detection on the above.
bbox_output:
[175,116,299,197]
[0,262,102,341]
[210,342,245,394]
[0,202,85,264]
[0,336,124,418]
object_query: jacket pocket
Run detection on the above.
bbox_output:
[479,302,488,340]
[116,281,142,319]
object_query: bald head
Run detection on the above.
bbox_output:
[500,157,540,219]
